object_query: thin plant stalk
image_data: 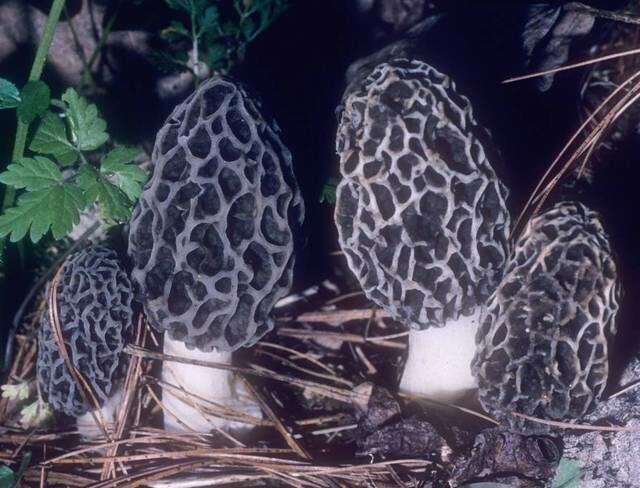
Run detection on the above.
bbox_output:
[2,0,67,213]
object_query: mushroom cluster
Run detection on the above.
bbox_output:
[473,202,621,431]
[335,58,511,399]
[37,246,134,436]
[128,76,304,431]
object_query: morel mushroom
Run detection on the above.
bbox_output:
[128,76,304,432]
[37,246,134,438]
[335,58,510,400]
[473,202,620,432]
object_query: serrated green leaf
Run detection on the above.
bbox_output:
[77,166,132,222]
[17,80,50,124]
[101,146,147,201]
[552,458,582,488]
[0,78,21,109]
[30,111,77,166]
[61,88,108,151]
[0,156,62,191]
[101,146,140,168]
[0,184,85,242]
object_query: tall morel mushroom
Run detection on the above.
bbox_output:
[335,58,510,400]
[473,202,621,432]
[37,246,134,437]
[128,76,304,432]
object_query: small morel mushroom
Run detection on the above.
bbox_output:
[128,76,304,432]
[473,202,621,432]
[335,58,511,400]
[37,246,134,438]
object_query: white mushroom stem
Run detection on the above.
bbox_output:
[161,332,262,433]
[399,309,481,401]
[76,389,123,440]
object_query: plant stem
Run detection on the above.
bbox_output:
[83,1,122,89]
[2,0,67,213]
[190,0,200,82]
[65,4,97,91]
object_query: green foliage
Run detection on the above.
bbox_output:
[30,111,77,165]
[552,458,582,488]
[0,85,147,243]
[101,146,148,201]
[0,156,63,191]
[77,166,130,223]
[319,179,337,204]
[0,451,31,488]
[0,183,85,242]
[61,88,108,151]
[0,78,21,110]
[154,0,288,76]
[0,466,14,487]
[17,81,50,124]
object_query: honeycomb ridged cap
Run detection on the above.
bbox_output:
[335,58,510,329]
[128,76,304,352]
[473,202,621,432]
[37,246,134,417]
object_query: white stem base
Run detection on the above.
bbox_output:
[76,389,122,439]
[161,333,262,433]
[399,310,481,402]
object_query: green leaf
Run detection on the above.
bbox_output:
[30,111,77,166]
[192,0,209,13]
[241,16,257,39]
[0,184,85,242]
[61,88,108,151]
[200,6,220,34]
[148,50,188,74]
[77,166,132,222]
[319,180,337,204]
[0,157,62,191]
[161,21,190,42]
[101,146,147,201]
[203,43,227,69]
[0,465,15,488]
[17,80,50,124]
[165,0,192,12]
[552,458,582,488]
[0,78,21,110]
[221,20,239,36]
[14,451,31,486]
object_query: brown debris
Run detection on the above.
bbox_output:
[452,427,561,488]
